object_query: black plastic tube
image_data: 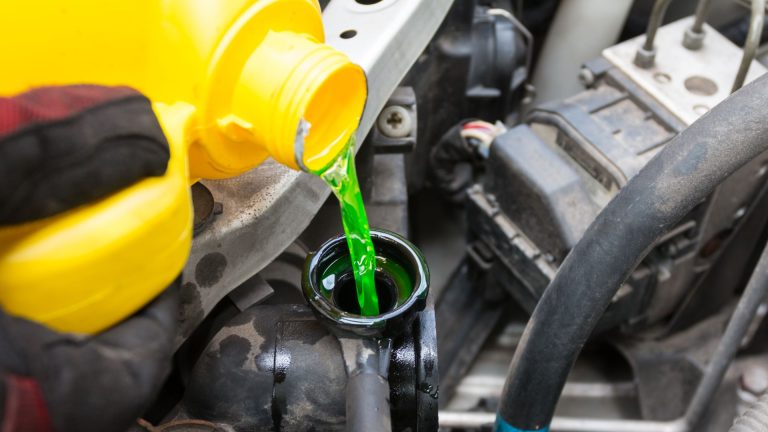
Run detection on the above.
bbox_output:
[346,369,392,432]
[496,73,768,431]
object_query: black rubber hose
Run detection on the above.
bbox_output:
[497,73,768,430]
[731,393,768,432]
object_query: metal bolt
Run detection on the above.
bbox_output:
[578,68,595,88]
[634,47,657,69]
[683,28,705,50]
[377,105,412,138]
[741,366,768,396]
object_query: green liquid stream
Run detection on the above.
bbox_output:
[314,136,379,316]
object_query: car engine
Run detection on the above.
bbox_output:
[136,1,768,431]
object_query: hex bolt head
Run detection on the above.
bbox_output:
[377,105,413,138]
[579,68,596,88]
[683,28,705,51]
[634,47,657,69]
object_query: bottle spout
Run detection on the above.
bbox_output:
[190,30,367,178]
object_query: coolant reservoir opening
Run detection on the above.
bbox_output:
[303,230,429,336]
[332,270,398,315]
[301,63,366,172]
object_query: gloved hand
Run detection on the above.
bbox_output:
[0,85,181,432]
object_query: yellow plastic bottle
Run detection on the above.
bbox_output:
[0,0,367,334]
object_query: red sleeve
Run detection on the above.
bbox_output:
[0,85,138,136]
[1,376,53,432]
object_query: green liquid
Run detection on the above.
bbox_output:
[314,136,379,316]
[318,254,414,315]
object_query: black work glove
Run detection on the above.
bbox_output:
[0,85,180,432]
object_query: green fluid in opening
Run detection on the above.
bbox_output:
[314,136,379,316]
[319,255,414,316]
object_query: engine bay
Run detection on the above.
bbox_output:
[141,1,768,430]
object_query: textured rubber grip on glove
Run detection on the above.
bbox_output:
[0,85,170,224]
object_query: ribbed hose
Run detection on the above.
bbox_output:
[731,394,768,432]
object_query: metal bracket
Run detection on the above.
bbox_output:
[604,17,767,126]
